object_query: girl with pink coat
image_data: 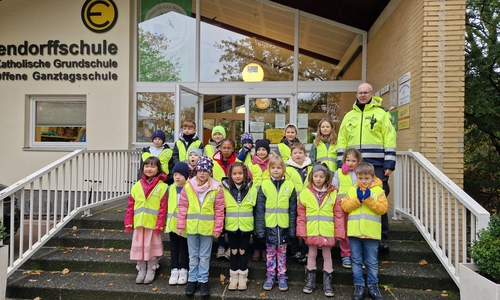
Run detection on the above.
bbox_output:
[176,156,225,298]
[297,162,345,297]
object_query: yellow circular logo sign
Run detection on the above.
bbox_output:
[81,0,118,33]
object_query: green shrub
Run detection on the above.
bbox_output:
[0,219,6,241]
[470,214,500,283]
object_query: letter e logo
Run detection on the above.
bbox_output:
[82,0,118,33]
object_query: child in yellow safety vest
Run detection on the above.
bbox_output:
[165,162,190,286]
[172,119,203,165]
[341,162,388,300]
[297,162,345,297]
[285,142,312,264]
[332,147,362,269]
[124,156,168,285]
[309,118,338,175]
[176,156,225,298]
[255,156,297,292]
[141,129,175,184]
[276,123,301,162]
[221,162,258,291]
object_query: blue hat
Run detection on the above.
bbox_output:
[151,130,166,143]
[188,148,203,158]
[241,132,253,144]
[195,156,213,175]
[173,162,190,180]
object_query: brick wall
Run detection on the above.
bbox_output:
[342,0,465,186]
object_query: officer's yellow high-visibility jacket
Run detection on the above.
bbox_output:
[124,175,168,230]
[336,96,396,171]
[221,178,258,233]
[176,177,225,236]
[341,176,388,240]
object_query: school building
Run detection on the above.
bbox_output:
[0,0,465,189]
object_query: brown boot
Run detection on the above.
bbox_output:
[238,269,249,290]
[228,269,239,290]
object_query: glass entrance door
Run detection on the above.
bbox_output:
[202,95,245,148]
[175,85,203,140]
[246,96,293,144]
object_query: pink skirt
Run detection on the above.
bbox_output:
[130,227,164,261]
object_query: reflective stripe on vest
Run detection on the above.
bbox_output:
[261,179,294,228]
[316,142,337,172]
[223,185,257,231]
[300,188,336,237]
[165,185,179,233]
[131,180,168,229]
[345,185,384,239]
[338,171,354,199]
[177,140,202,162]
[184,183,219,236]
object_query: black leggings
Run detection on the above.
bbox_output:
[169,232,188,269]
[227,231,251,271]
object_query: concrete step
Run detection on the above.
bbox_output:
[6,201,460,299]
[19,245,456,291]
[7,269,458,300]
[44,227,442,265]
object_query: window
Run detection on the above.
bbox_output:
[30,96,86,147]
[136,92,175,143]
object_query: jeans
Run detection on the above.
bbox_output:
[349,237,379,286]
[187,234,213,283]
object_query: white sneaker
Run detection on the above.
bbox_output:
[169,268,179,285]
[178,268,188,285]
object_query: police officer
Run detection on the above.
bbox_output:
[336,82,396,252]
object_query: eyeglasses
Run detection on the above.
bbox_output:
[357,91,373,95]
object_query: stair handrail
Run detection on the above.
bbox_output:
[0,149,142,277]
[392,150,490,288]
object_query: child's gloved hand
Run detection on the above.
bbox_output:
[124,225,132,233]
[341,163,349,175]
[356,187,364,203]
[237,146,251,161]
[363,188,371,200]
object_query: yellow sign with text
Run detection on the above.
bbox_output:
[266,129,283,144]
[398,106,410,130]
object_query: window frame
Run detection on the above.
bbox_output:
[29,95,87,150]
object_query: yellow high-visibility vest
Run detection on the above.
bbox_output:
[261,178,294,228]
[299,188,337,237]
[131,180,168,229]
[223,185,257,232]
[183,183,220,236]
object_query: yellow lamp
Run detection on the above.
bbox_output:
[256,98,270,110]
[242,63,264,82]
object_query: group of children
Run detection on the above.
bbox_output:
[125,118,387,300]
